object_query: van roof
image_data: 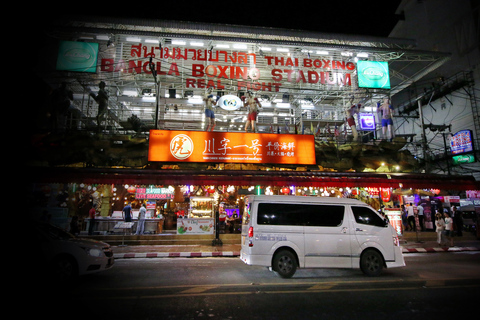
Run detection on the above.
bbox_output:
[246,195,369,205]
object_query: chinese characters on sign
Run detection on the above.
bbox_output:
[148,130,316,165]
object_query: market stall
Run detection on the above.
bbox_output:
[177,197,214,234]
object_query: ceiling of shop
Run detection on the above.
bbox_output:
[36,15,451,134]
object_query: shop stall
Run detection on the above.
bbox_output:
[85,210,163,235]
[177,197,215,234]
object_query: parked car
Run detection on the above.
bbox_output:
[29,221,114,282]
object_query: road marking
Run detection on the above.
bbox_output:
[180,286,217,294]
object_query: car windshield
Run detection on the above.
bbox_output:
[39,223,75,240]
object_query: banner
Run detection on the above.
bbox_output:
[148,130,316,165]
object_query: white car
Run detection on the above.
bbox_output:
[240,195,405,278]
[30,221,114,281]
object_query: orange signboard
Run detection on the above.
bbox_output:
[148,130,316,165]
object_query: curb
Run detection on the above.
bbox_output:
[114,251,240,259]
[113,247,480,259]
[402,246,480,253]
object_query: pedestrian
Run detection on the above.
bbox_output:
[88,204,97,235]
[417,203,424,231]
[401,204,408,231]
[123,202,132,222]
[136,203,146,235]
[407,203,415,231]
[452,206,463,236]
[444,212,454,246]
[70,215,80,235]
[89,81,109,132]
[435,211,446,246]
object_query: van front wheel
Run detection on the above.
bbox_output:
[272,250,297,278]
[360,249,383,276]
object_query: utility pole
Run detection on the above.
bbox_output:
[418,99,429,173]
[149,57,160,130]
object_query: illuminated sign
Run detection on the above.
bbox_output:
[450,130,474,155]
[148,130,316,165]
[56,41,99,73]
[357,61,390,89]
[99,43,356,93]
[217,95,242,111]
[359,113,376,130]
[452,153,475,165]
[135,187,174,199]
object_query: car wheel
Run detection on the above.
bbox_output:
[360,249,383,276]
[272,250,297,278]
[51,255,78,282]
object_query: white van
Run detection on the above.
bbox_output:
[240,195,405,278]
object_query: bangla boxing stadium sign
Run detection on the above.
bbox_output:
[99,43,357,92]
[148,130,316,165]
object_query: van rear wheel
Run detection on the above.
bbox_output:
[272,250,296,278]
[360,249,383,276]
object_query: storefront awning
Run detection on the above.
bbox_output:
[28,167,480,191]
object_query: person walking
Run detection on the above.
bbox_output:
[136,203,147,235]
[435,211,446,246]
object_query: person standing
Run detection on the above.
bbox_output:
[435,212,446,246]
[89,81,109,132]
[88,204,97,235]
[243,91,262,132]
[444,212,454,246]
[417,203,424,231]
[452,206,463,236]
[203,88,217,131]
[136,203,147,235]
[123,202,132,222]
[407,203,415,231]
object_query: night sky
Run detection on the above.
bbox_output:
[37,1,403,38]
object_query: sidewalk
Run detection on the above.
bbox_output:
[112,232,480,259]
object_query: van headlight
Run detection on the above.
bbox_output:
[84,247,104,257]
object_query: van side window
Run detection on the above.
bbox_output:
[257,203,344,226]
[352,206,386,227]
[304,205,344,227]
[257,203,304,225]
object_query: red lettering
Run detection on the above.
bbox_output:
[303,59,312,68]
[346,62,355,70]
[314,59,322,68]
[128,60,142,74]
[186,78,196,88]
[271,69,283,81]
[296,70,306,83]
[308,71,319,83]
[284,69,295,82]
[235,67,248,80]
[192,64,204,77]
[168,63,179,76]
[218,65,229,79]
[205,65,217,77]
[100,59,114,72]
[333,60,345,70]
